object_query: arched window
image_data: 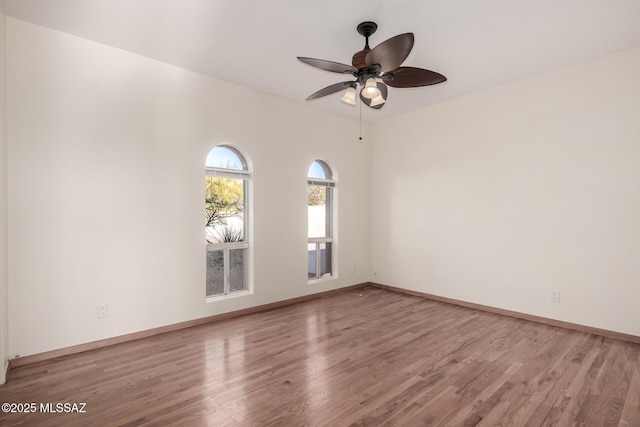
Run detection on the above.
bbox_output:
[205,145,251,298]
[308,160,335,281]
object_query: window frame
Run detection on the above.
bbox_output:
[205,145,251,300]
[308,160,336,282]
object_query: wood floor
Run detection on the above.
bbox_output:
[1,286,639,426]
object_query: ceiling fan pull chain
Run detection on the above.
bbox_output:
[359,99,363,141]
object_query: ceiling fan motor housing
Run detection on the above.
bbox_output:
[352,49,370,70]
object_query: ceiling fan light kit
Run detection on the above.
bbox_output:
[297,21,447,110]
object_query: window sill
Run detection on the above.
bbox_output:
[308,275,336,285]
[206,289,252,303]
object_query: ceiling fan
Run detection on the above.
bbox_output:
[297,21,447,109]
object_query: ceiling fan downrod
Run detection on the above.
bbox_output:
[352,21,377,70]
[356,21,377,49]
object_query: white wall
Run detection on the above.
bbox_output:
[0,3,9,384]
[9,15,639,362]
[371,45,640,336]
[6,18,371,358]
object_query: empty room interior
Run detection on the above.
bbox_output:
[1,1,640,425]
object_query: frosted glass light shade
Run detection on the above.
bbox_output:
[361,78,380,99]
[370,93,386,107]
[340,87,357,105]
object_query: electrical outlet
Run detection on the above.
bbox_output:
[96,304,109,319]
[550,290,561,303]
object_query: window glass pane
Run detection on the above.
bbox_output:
[206,176,245,243]
[229,248,247,292]
[205,146,245,170]
[206,250,224,296]
[308,161,330,179]
[319,242,332,277]
[308,186,330,238]
[308,243,317,279]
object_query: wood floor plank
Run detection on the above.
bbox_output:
[1,286,639,426]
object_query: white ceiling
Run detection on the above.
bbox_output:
[4,0,640,122]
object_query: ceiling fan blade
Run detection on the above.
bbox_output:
[297,57,357,74]
[365,33,414,73]
[359,82,388,109]
[384,67,447,88]
[306,81,354,101]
